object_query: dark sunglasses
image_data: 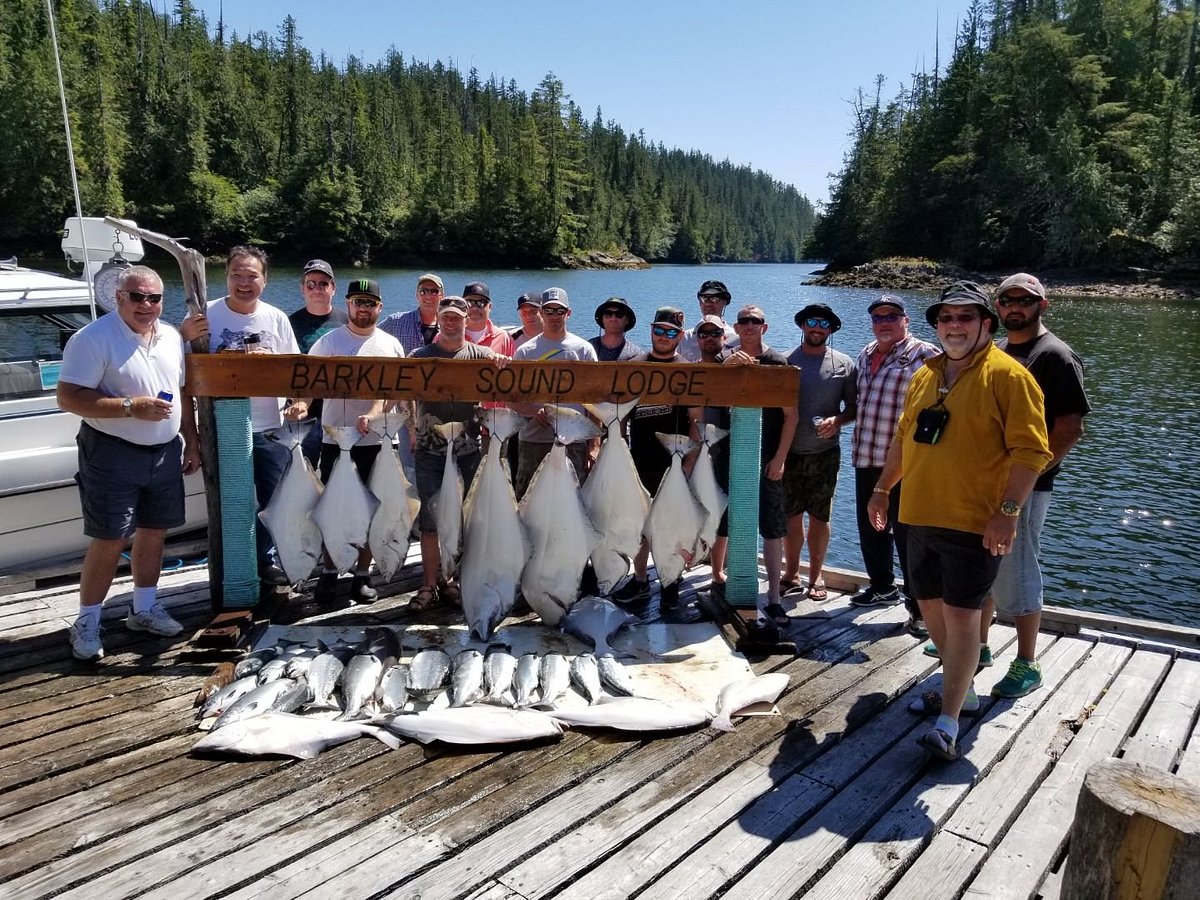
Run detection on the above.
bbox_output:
[652,325,682,338]
[123,290,163,305]
[350,297,381,308]
[936,312,980,324]
[418,287,442,295]
[696,328,724,339]
[542,306,568,316]
[997,295,1040,308]
[465,297,490,307]
[804,317,831,329]
[871,313,902,324]
[601,309,626,318]
[737,316,765,326]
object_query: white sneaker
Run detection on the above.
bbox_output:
[126,604,183,637]
[69,618,104,661]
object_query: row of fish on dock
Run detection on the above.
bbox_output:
[192,622,790,760]
[258,400,729,641]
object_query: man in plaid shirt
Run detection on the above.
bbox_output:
[849,296,939,634]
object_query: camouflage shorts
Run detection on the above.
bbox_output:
[782,446,840,521]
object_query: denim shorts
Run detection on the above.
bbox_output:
[76,424,185,540]
[907,525,1002,610]
[990,490,1052,617]
[415,449,480,534]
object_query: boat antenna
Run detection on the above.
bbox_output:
[45,0,98,321]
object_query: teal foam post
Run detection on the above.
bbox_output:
[214,398,260,606]
[725,406,762,608]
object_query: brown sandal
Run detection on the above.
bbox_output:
[437,580,462,606]
[410,585,439,612]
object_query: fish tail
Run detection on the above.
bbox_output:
[710,713,736,732]
[583,398,639,427]
[656,432,696,455]
[434,420,465,443]
[700,424,729,446]
[324,425,361,450]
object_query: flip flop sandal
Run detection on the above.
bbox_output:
[907,690,983,717]
[806,580,828,601]
[918,727,960,762]
[438,580,462,606]
[410,585,439,612]
[780,578,799,593]
[764,603,790,628]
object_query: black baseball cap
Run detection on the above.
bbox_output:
[463,281,490,301]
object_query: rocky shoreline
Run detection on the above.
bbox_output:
[806,259,1199,301]
[557,249,650,270]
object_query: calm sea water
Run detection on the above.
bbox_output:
[156,261,1199,627]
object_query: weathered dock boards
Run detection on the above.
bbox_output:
[0,558,1196,900]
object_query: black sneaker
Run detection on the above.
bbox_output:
[612,577,650,603]
[351,574,378,604]
[314,571,339,605]
[849,586,901,607]
[259,563,290,586]
[660,581,681,609]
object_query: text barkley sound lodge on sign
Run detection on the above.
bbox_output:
[185,356,799,407]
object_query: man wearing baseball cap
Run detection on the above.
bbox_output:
[459,281,515,356]
[380,273,444,354]
[781,302,856,601]
[848,295,939,639]
[289,259,348,464]
[979,273,1089,700]
[508,290,544,349]
[588,297,642,361]
[680,280,738,361]
[867,281,1050,762]
[299,277,405,605]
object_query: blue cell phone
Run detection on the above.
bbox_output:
[157,391,174,402]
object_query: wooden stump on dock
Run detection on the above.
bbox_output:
[1061,757,1200,899]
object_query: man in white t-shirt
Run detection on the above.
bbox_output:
[57,265,201,661]
[296,277,405,605]
[511,287,599,498]
[182,245,304,586]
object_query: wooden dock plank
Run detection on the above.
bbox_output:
[1119,653,1200,771]
[960,646,1173,900]
[884,831,988,900]
[800,635,1105,900]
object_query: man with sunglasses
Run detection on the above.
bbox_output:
[613,307,703,606]
[298,278,405,605]
[459,281,515,356]
[849,296,939,638]
[782,303,857,601]
[680,280,738,361]
[379,273,445,354]
[58,266,201,661]
[511,287,599,499]
[867,282,1050,762]
[288,259,348,465]
[980,273,1089,700]
[588,297,643,361]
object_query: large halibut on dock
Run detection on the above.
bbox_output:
[258,419,324,584]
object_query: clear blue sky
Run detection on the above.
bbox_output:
[189,0,974,207]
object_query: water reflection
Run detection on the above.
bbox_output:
[148,263,1199,627]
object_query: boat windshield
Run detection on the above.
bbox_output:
[0,307,95,401]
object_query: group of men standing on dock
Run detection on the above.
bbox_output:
[56,252,1090,767]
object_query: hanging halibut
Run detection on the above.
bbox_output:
[459,408,530,641]
[581,400,650,595]
[644,433,706,586]
[519,408,602,626]
[312,426,380,573]
[689,423,729,564]
[433,420,466,582]
[258,419,324,584]
[366,411,421,580]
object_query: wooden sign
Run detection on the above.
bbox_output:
[186,355,799,408]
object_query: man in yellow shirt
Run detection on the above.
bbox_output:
[867,282,1051,762]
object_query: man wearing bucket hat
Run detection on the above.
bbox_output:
[867,281,1050,763]
[978,273,1089,700]
[781,302,857,601]
[680,280,738,361]
[588,297,643,361]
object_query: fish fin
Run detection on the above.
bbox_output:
[434,420,466,443]
[483,407,526,444]
[324,424,361,450]
[582,397,640,427]
[360,724,404,750]
[710,714,736,732]
[655,432,696,455]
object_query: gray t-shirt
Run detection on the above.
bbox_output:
[512,332,598,443]
[786,345,858,454]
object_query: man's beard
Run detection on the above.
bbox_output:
[804,331,828,347]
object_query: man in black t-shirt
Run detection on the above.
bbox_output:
[288,259,348,464]
[984,273,1090,699]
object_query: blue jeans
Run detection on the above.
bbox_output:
[252,431,291,567]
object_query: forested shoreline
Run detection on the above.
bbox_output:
[0,0,815,267]
[806,0,1200,275]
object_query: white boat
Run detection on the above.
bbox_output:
[0,232,206,574]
